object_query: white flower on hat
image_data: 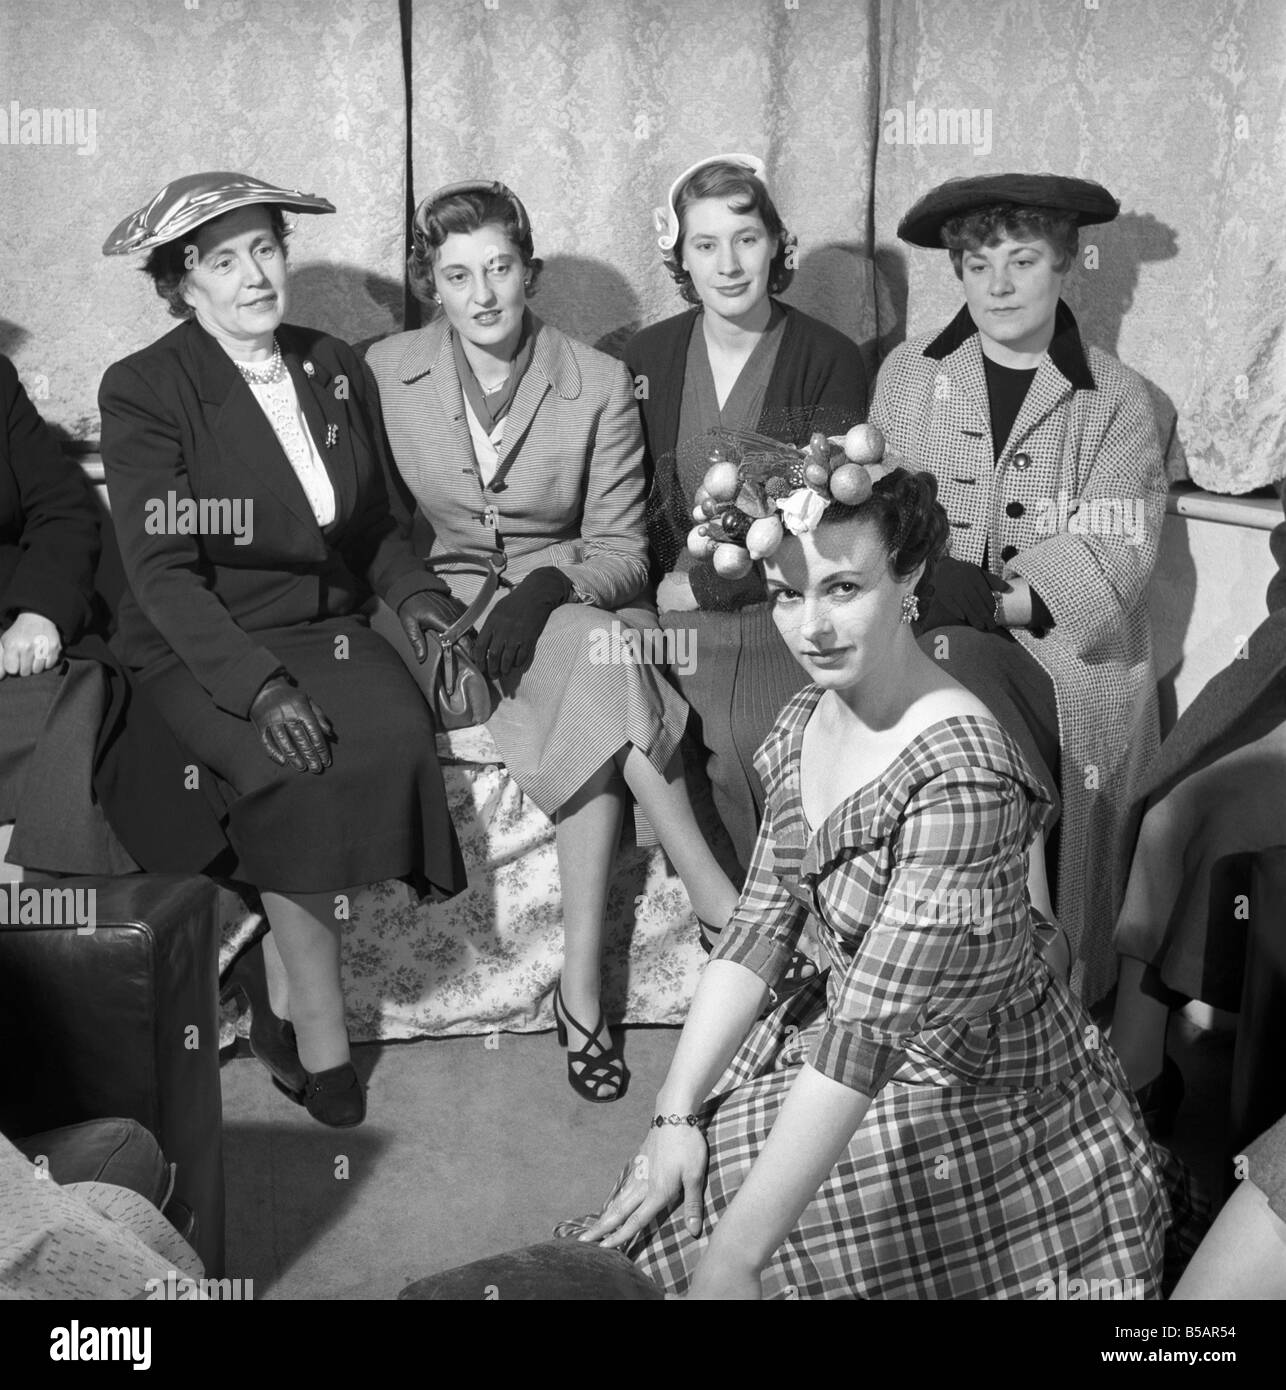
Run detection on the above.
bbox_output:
[776,487,827,535]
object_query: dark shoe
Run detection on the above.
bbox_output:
[302,1062,365,1128]
[225,938,307,1101]
[1135,1054,1185,1138]
[553,983,629,1104]
[696,919,721,954]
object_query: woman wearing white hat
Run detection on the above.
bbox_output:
[626,155,868,895]
[100,172,468,1127]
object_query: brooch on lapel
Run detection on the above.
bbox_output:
[325,423,338,449]
[303,361,316,378]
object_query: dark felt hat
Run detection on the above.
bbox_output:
[897,173,1120,249]
[103,171,335,256]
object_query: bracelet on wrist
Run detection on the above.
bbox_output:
[652,1112,706,1132]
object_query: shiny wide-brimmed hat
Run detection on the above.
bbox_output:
[102,171,336,256]
[654,152,768,254]
[897,173,1119,249]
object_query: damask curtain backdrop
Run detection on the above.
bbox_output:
[0,0,406,443]
[872,0,1286,494]
[1,0,1281,492]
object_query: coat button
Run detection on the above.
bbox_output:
[1006,501,1024,518]
[1012,452,1032,471]
[1000,544,1019,561]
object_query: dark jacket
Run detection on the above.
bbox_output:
[99,320,434,718]
[1131,485,1286,812]
[625,302,868,608]
[0,355,100,640]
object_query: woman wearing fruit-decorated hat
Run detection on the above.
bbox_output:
[867,172,1167,1006]
[567,453,1166,1299]
[100,171,470,1127]
[367,179,740,1103]
[625,154,868,886]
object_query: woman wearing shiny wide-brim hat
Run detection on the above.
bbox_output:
[100,172,468,1127]
[868,173,1167,1003]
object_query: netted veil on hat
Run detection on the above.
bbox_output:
[103,171,335,256]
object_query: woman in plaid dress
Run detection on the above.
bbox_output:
[578,468,1167,1298]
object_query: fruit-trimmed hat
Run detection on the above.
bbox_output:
[103,171,335,256]
[897,173,1119,249]
[687,426,898,580]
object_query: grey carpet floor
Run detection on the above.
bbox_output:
[222,1026,681,1300]
[221,1015,1232,1300]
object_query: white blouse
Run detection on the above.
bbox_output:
[247,375,337,527]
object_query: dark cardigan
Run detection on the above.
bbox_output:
[0,355,100,640]
[625,302,868,607]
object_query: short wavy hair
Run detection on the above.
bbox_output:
[941,205,1079,279]
[141,207,291,319]
[663,159,796,306]
[815,467,951,585]
[407,184,542,308]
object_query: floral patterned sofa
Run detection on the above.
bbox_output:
[220,723,719,1044]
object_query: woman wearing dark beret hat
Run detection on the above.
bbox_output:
[99,172,468,1127]
[869,173,1167,1007]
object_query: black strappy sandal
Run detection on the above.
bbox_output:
[553,982,629,1104]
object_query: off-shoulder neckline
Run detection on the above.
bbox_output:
[785,688,1036,837]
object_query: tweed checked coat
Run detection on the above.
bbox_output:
[367,314,688,817]
[368,314,648,609]
[869,302,1167,1002]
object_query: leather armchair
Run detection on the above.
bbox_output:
[0,874,225,1274]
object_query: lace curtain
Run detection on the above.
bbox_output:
[2,0,1281,492]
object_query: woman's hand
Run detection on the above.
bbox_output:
[916,557,1002,634]
[249,675,335,774]
[656,570,698,613]
[579,1123,709,1251]
[397,588,463,663]
[0,611,62,678]
[474,567,572,678]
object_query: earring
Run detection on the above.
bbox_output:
[900,592,920,625]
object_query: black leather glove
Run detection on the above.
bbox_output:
[249,674,335,773]
[474,567,573,679]
[398,587,465,664]
[916,557,1009,635]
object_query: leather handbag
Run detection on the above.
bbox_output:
[421,550,509,729]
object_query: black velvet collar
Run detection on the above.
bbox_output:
[922,299,1096,391]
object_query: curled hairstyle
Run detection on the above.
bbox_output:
[141,207,292,320]
[940,205,1079,279]
[407,184,542,307]
[664,160,796,305]
[816,468,950,585]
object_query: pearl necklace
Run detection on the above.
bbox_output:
[235,339,287,386]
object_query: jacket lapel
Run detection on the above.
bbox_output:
[488,316,579,492]
[1001,357,1073,464]
[185,321,318,534]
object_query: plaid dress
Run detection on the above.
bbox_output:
[633,692,1168,1299]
